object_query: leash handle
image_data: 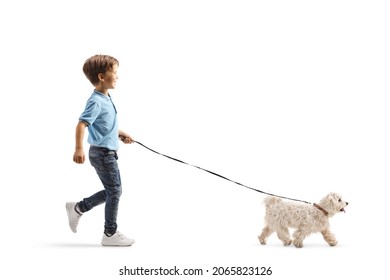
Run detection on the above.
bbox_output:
[133,141,311,205]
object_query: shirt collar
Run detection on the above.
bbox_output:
[93,89,111,100]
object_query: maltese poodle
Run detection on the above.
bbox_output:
[258,192,348,248]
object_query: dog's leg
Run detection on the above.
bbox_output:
[292,229,308,248]
[258,225,273,245]
[277,227,291,246]
[321,228,338,246]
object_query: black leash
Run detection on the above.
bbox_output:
[134,141,311,205]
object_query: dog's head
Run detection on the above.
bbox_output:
[319,192,348,217]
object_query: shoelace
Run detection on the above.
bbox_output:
[116,232,127,239]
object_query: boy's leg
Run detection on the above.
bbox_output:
[67,172,107,233]
[76,190,107,213]
[78,146,133,246]
[88,146,122,236]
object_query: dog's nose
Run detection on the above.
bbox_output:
[346,202,349,205]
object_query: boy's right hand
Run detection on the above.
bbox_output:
[73,148,85,164]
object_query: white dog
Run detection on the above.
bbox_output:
[258,193,348,248]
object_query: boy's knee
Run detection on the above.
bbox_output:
[106,185,122,198]
[114,185,122,197]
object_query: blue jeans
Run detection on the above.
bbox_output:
[77,146,122,235]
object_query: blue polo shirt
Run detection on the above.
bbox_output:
[79,90,119,150]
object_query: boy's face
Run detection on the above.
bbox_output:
[99,63,119,90]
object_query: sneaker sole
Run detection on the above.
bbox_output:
[101,240,135,247]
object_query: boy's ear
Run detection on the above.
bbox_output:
[98,73,104,81]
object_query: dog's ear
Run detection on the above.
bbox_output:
[328,192,340,204]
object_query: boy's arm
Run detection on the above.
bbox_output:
[118,129,134,144]
[73,121,88,164]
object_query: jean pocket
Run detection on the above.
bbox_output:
[107,150,118,160]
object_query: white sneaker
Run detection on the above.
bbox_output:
[101,231,135,246]
[66,202,82,233]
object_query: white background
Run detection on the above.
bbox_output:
[1,0,389,279]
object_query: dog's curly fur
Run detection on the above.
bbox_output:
[258,193,348,248]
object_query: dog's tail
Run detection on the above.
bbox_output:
[263,196,282,207]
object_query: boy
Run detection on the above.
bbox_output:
[66,54,134,246]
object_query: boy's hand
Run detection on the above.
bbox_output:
[73,148,85,164]
[119,131,134,144]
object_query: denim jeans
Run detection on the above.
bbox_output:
[77,146,122,235]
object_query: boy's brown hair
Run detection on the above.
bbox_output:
[83,54,119,85]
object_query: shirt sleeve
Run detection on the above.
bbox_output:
[79,99,100,126]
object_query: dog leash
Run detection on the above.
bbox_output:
[133,140,311,205]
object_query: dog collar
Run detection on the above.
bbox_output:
[313,203,328,216]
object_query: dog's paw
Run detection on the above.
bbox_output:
[293,240,303,248]
[328,241,338,246]
[258,236,266,245]
[283,239,292,246]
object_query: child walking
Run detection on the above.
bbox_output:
[66,54,135,246]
